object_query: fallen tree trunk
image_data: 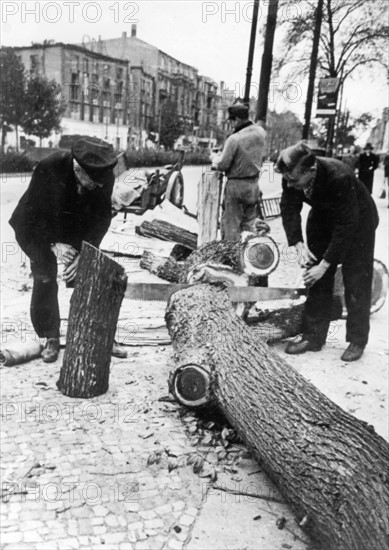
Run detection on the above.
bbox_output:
[166,285,389,550]
[139,251,183,283]
[57,242,127,398]
[136,219,197,250]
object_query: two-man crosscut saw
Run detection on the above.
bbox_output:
[125,283,307,303]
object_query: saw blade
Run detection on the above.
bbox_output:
[125,283,306,303]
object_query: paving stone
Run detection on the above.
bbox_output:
[139,509,157,520]
[185,506,198,516]
[144,518,164,530]
[91,517,104,525]
[105,513,119,527]
[154,503,173,515]
[93,505,109,517]
[1,531,23,544]
[93,525,107,535]
[23,530,44,543]
[103,532,127,544]
[119,543,134,550]
[124,502,140,513]
[179,514,196,527]
[167,538,184,550]
[172,501,185,511]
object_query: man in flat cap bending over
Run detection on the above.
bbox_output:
[277,141,379,362]
[211,103,266,241]
[9,137,127,362]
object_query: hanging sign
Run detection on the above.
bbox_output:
[316,78,341,117]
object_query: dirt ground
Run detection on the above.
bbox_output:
[1,169,388,549]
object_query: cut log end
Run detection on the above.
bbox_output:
[169,364,213,408]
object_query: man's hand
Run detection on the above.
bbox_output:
[51,243,78,265]
[63,255,80,282]
[303,261,329,287]
[211,162,218,171]
[295,242,317,268]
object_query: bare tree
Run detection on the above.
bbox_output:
[276,0,388,84]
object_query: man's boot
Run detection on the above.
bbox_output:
[340,343,365,362]
[111,340,127,358]
[41,338,60,363]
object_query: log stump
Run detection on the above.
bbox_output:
[57,242,127,398]
[166,284,389,550]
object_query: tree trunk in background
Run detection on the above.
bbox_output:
[197,171,222,245]
[166,284,389,550]
[57,242,127,398]
[136,219,197,250]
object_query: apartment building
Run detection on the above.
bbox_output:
[12,42,132,150]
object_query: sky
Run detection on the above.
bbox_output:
[1,0,388,126]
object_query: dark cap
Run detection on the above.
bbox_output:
[364,142,374,150]
[227,103,249,121]
[275,141,315,173]
[72,137,118,184]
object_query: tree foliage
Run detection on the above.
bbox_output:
[266,109,303,156]
[160,100,183,150]
[275,0,388,83]
[21,75,65,145]
[0,47,26,150]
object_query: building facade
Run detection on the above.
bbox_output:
[12,43,133,150]
[8,28,230,151]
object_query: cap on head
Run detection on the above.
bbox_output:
[364,142,373,150]
[276,141,315,173]
[72,137,118,185]
[227,103,249,121]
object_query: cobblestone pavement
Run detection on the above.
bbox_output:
[1,175,388,549]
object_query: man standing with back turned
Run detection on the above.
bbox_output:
[277,141,378,362]
[9,137,127,363]
[211,103,266,241]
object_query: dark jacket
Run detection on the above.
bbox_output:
[357,152,379,174]
[280,157,378,265]
[9,150,113,260]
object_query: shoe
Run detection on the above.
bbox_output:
[285,339,322,355]
[111,340,127,358]
[341,343,364,362]
[41,338,60,363]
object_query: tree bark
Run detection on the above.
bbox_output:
[139,251,183,283]
[57,242,127,398]
[136,219,197,250]
[166,285,389,550]
[197,171,222,245]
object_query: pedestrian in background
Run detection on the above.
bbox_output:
[379,152,389,204]
[211,103,266,241]
[357,142,379,194]
[277,141,378,362]
[9,137,127,363]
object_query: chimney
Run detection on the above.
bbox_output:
[131,24,137,37]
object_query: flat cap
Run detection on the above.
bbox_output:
[72,137,118,184]
[227,103,249,120]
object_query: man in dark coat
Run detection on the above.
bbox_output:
[9,137,126,362]
[277,141,379,362]
[357,142,379,194]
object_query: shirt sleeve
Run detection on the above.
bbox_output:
[280,179,304,246]
[322,174,359,264]
[215,136,238,173]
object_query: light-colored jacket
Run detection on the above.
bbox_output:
[216,122,266,179]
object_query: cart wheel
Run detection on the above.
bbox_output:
[166,172,184,208]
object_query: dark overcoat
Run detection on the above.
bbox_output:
[280,157,378,264]
[9,150,113,261]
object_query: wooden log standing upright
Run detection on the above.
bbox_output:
[57,242,127,398]
[197,170,222,245]
[166,285,389,550]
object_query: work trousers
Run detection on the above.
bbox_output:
[29,255,61,339]
[302,214,376,348]
[221,178,260,241]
